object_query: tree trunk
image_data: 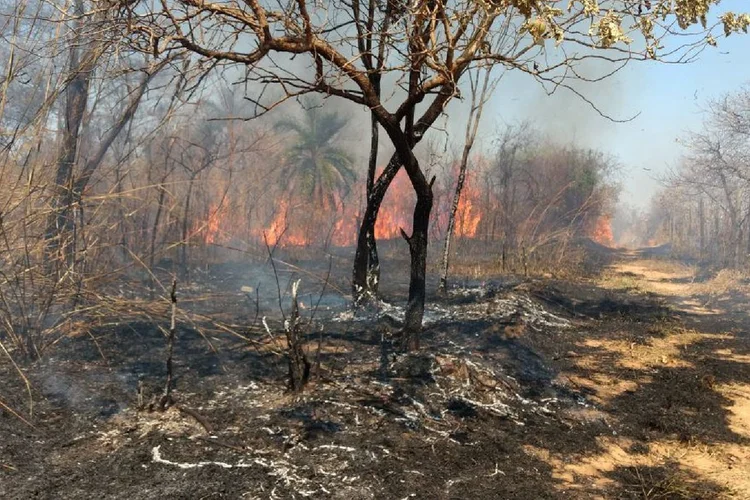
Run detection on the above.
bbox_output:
[286,280,310,392]
[46,0,92,262]
[159,279,178,409]
[365,112,380,296]
[439,159,467,293]
[149,178,169,298]
[180,175,197,277]
[437,69,490,292]
[401,177,434,350]
[699,195,705,259]
[713,211,720,261]
[352,87,457,305]
[352,154,401,304]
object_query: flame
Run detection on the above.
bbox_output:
[453,175,482,238]
[590,215,614,247]
[189,165,490,248]
[188,157,611,250]
[331,207,360,246]
[375,169,414,240]
[263,199,309,247]
[191,201,229,244]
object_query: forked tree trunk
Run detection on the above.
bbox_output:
[352,154,401,304]
[352,87,457,306]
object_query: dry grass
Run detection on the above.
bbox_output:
[692,269,750,303]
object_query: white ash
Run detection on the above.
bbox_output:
[332,290,570,330]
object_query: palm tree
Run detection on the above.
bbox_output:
[274,99,357,208]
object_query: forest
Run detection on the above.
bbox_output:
[1,1,750,499]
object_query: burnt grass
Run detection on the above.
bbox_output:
[1,251,748,499]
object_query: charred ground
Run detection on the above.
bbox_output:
[1,245,749,499]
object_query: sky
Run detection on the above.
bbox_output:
[226,1,750,212]
[466,0,750,210]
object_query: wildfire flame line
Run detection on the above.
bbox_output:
[190,165,612,248]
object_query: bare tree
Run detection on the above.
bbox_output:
[438,67,493,293]
[662,85,750,266]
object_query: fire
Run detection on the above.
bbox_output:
[263,199,309,247]
[191,201,229,244]
[375,169,414,240]
[331,208,360,246]
[590,215,614,247]
[190,164,492,248]
[453,176,482,238]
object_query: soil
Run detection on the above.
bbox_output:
[1,246,749,499]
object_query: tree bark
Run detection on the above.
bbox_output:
[401,176,434,349]
[352,154,400,305]
[286,280,310,392]
[352,87,456,305]
[46,0,93,261]
[438,69,490,293]
[365,112,380,295]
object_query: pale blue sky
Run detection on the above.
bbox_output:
[235,2,750,210]
[469,1,750,209]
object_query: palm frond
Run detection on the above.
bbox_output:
[274,118,306,136]
[274,102,357,206]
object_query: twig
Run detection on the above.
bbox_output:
[0,396,35,429]
[0,339,33,416]
[195,435,246,453]
[285,279,310,392]
[160,278,177,410]
[177,405,213,433]
[263,232,286,322]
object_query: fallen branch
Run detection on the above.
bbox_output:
[177,405,213,433]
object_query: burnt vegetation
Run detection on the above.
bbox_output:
[1,1,750,498]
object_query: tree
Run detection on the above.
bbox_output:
[439,67,494,293]
[46,0,172,268]
[115,0,749,349]
[274,100,357,209]
[661,85,750,266]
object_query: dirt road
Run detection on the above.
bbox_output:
[547,249,750,498]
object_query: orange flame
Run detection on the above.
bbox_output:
[188,157,612,249]
[375,169,414,240]
[262,199,309,247]
[189,164,491,248]
[453,176,482,238]
[590,215,614,247]
[191,202,229,244]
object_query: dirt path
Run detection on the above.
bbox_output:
[547,250,750,498]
